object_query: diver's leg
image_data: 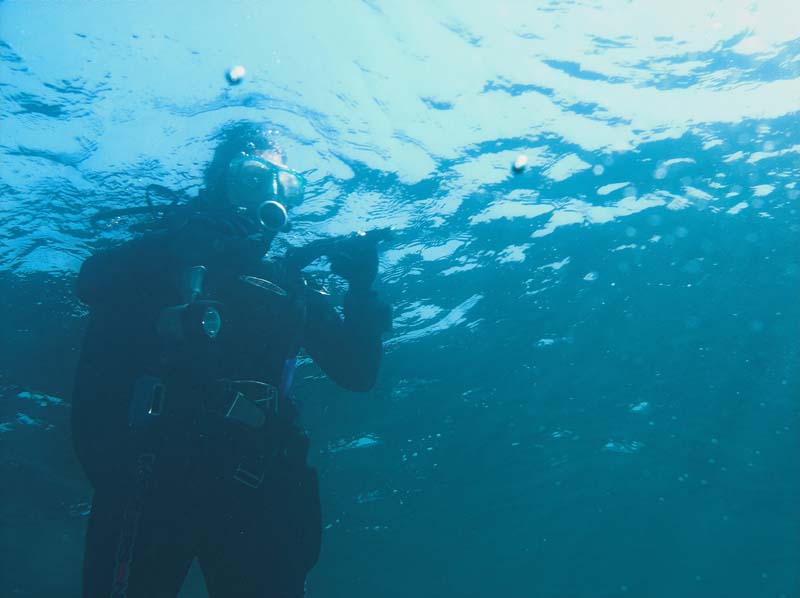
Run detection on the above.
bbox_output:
[199,464,321,598]
[81,471,195,598]
[82,485,125,597]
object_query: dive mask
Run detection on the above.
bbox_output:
[226,155,307,231]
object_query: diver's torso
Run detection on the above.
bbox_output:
[74,224,310,444]
[162,259,306,388]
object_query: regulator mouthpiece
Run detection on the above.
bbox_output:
[256,200,289,232]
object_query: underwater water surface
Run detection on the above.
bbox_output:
[1,1,798,597]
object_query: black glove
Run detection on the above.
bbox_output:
[344,288,393,333]
[328,232,379,291]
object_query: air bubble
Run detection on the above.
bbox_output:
[512,154,528,173]
[226,65,246,85]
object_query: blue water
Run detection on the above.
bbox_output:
[1,2,798,597]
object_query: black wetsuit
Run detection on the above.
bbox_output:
[71,214,388,597]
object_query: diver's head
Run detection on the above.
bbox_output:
[225,149,305,232]
[202,122,305,234]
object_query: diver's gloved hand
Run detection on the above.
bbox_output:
[344,287,393,334]
[328,232,379,291]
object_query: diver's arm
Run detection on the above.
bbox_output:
[304,287,390,392]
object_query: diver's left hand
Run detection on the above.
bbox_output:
[328,232,379,291]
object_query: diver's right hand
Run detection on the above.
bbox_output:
[328,232,379,291]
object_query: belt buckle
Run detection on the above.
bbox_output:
[218,379,278,429]
[224,392,265,428]
[231,380,278,415]
[233,462,265,488]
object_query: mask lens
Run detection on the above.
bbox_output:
[277,169,303,203]
[228,156,305,206]
[236,159,274,194]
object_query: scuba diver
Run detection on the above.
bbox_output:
[71,122,392,598]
